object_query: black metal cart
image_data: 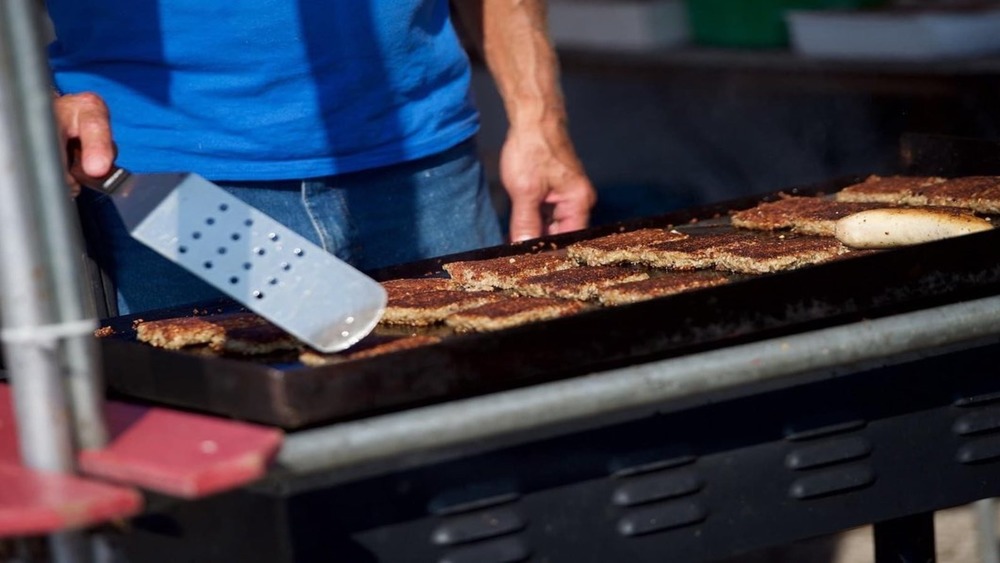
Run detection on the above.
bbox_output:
[111,293,1000,563]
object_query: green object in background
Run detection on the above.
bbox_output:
[686,0,884,48]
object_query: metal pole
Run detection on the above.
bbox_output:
[976,499,999,563]
[278,293,1000,479]
[0,0,75,478]
[3,0,107,452]
[0,2,104,561]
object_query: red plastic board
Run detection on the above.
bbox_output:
[0,463,141,538]
[1,383,282,500]
[78,400,283,499]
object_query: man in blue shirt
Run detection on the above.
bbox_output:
[48,0,595,315]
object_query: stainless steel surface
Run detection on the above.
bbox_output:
[277,292,1000,481]
[95,170,387,353]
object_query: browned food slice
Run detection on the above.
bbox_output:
[445,296,587,332]
[712,234,847,274]
[630,231,742,270]
[730,195,887,236]
[567,228,689,266]
[443,251,577,291]
[925,176,1000,214]
[516,265,650,300]
[835,175,946,205]
[136,312,258,349]
[380,277,457,301]
[381,289,502,326]
[597,271,733,306]
[135,312,299,355]
[299,334,441,366]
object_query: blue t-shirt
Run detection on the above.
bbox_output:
[45,0,480,179]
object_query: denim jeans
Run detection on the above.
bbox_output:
[79,139,503,316]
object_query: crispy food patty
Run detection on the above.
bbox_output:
[711,233,848,274]
[516,265,650,300]
[730,195,887,236]
[567,228,689,266]
[597,270,733,305]
[835,175,947,206]
[381,289,503,326]
[445,296,587,332]
[135,312,299,355]
[836,174,1000,214]
[443,251,577,291]
[380,277,457,301]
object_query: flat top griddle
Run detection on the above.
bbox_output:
[97,176,1000,429]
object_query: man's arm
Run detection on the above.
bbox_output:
[451,0,596,242]
[42,1,115,195]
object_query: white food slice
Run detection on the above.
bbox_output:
[835,208,993,249]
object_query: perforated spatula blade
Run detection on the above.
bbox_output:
[88,168,386,352]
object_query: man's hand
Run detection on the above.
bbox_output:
[52,91,115,196]
[501,121,596,241]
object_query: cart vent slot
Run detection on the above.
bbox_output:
[428,489,520,517]
[952,408,1000,436]
[789,464,876,500]
[785,436,872,471]
[610,452,696,479]
[784,416,866,442]
[954,390,1000,408]
[957,436,1000,464]
[438,536,528,563]
[612,468,702,506]
[617,500,706,537]
[432,507,525,546]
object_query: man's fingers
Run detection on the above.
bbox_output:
[55,92,115,179]
[64,170,81,198]
[549,206,590,235]
[544,178,596,235]
[77,117,115,178]
[508,196,544,242]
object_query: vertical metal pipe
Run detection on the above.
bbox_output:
[2,0,107,451]
[0,2,102,562]
[976,499,1000,563]
[49,533,94,563]
[0,0,75,477]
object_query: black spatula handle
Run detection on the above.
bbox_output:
[93,167,131,194]
[67,138,129,194]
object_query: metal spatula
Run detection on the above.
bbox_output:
[85,167,386,353]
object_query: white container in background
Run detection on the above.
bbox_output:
[787,7,1000,60]
[548,0,690,51]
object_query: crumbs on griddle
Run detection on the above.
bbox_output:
[94,326,115,338]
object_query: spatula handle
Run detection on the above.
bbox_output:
[93,167,131,195]
[68,138,130,194]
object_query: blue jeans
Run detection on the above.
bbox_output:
[79,139,503,316]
